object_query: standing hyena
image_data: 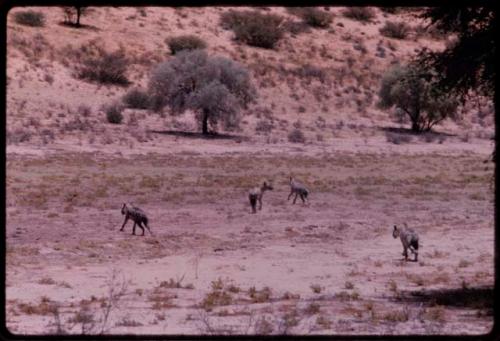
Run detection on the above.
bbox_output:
[248,181,274,213]
[392,224,419,261]
[288,176,309,204]
[120,203,152,236]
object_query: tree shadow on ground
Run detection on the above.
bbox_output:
[399,286,493,313]
[149,130,248,141]
[379,126,457,137]
[58,21,100,31]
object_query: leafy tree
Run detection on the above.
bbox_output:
[378,64,459,133]
[148,50,257,135]
[416,7,495,98]
[416,7,495,163]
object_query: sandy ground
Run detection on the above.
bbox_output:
[5,137,494,335]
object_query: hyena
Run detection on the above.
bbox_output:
[248,181,274,213]
[392,224,419,261]
[288,176,309,204]
[120,203,152,236]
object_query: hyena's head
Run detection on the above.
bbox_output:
[263,181,274,191]
[121,203,127,215]
[392,225,400,239]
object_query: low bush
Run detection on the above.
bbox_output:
[298,7,333,28]
[76,43,129,85]
[342,7,376,22]
[220,10,284,49]
[289,129,306,143]
[166,35,207,55]
[379,21,411,39]
[104,102,124,124]
[14,10,45,27]
[122,87,150,109]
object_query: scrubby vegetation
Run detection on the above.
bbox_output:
[166,35,207,55]
[289,7,333,28]
[13,10,45,27]
[288,129,306,143]
[379,21,411,39]
[220,10,285,49]
[75,42,129,85]
[103,102,124,124]
[122,88,150,110]
[342,7,376,22]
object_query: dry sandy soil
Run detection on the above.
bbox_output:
[5,6,495,336]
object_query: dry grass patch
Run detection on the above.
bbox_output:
[17,296,56,316]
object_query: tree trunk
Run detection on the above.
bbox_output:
[202,110,209,135]
[411,121,420,133]
[76,7,81,27]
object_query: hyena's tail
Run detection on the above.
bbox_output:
[144,217,153,235]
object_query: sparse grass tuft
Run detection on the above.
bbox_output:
[458,259,471,268]
[248,286,272,303]
[383,306,410,322]
[310,284,322,294]
[303,302,321,315]
[38,277,56,285]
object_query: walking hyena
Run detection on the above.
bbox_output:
[248,181,274,213]
[120,203,152,236]
[288,176,309,204]
[392,224,419,261]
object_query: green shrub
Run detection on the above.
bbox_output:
[166,35,207,55]
[300,7,333,28]
[220,10,284,49]
[14,10,45,27]
[76,42,129,85]
[104,102,124,124]
[122,88,150,109]
[379,21,411,39]
[342,7,376,22]
[288,129,306,143]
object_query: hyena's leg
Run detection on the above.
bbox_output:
[137,222,145,236]
[249,196,256,213]
[403,247,408,261]
[258,197,262,210]
[120,217,129,231]
[132,221,137,235]
[293,193,298,204]
[288,190,294,200]
[300,193,306,203]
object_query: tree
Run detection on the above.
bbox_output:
[415,7,495,163]
[416,7,495,99]
[62,6,88,27]
[148,50,257,135]
[378,64,459,133]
